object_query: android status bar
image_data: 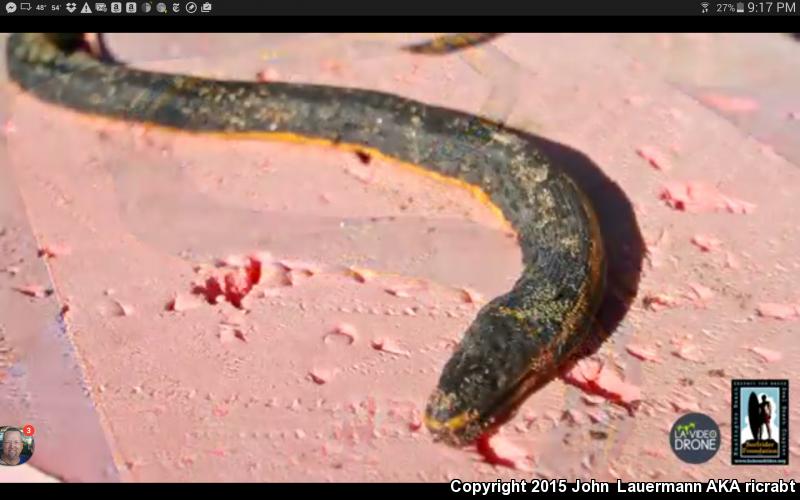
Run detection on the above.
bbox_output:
[1,0,798,15]
[2,1,213,14]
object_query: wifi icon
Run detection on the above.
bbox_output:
[701,2,709,12]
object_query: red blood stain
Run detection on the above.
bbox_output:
[408,410,423,432]
[562,359,642,410]
[192,256,262,309]
[476,432,530,470]
[193,276,223,305]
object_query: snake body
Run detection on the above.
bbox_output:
[6,33,606,446]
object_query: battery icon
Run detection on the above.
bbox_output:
[736,2,744,11]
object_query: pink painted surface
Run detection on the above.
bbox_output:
[1,34,799,482]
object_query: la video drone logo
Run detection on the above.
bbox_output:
[670,412,721,464]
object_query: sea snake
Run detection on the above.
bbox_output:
[5,33,606,447]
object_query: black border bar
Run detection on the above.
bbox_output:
[2,0,799,16]
[0,482,798,494]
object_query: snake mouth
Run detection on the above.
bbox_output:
[423,407,483,447]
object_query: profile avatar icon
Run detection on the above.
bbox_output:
[0,426,35,466]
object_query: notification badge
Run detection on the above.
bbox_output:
[1,425,36,466]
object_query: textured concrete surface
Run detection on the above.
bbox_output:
[1,33,798,482]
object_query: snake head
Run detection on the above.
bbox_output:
[423,299,557,447]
